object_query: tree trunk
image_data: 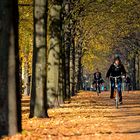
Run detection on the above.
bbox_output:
[130,53,136,90]
[27,75,31,96]
[19,58,23,95]
[63,0,71,100]
[135,52,139,89]
[138,53,140,89]
[47,1,63,107]
[77,50,83,91]
[75,42,83,92]
[0,0,21,136]
[23,59,28,95]
[75,45,79,92]
[70,38,76,96]
[29,0,48,118]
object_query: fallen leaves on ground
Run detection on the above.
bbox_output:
[2,91,140,140]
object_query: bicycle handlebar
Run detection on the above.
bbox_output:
[109,75,125,79]
[110,75,121,79]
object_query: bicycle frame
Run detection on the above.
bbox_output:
[110,76,122,109]
[96,79,101,96]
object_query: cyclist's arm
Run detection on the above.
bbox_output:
[106,64,113,78]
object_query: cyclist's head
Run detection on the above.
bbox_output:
[96,68,99,72]
[114,55,121,65]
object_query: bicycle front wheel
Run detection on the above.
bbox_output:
[115,91,119,109]
[96,85,100,95]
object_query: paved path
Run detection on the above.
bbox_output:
[47,91,140,140]
[4,91,140,140]
[71,91,140,140]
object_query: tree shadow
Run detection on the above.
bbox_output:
[116,130,140,134]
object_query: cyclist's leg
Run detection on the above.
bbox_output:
[92,81,96,91]
[95,80,99,92]
[110,80,115,98]
[98,84,101,93]
[117,80,122,102]
[95,82,97,91]
[98,81,101,93]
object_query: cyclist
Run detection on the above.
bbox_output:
[106,56,126,104]
[93,68,104,93]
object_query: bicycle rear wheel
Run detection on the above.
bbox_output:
[115,91,119,109]
[96,84,100,96]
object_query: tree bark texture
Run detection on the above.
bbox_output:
[0,0,21,136]
[47,1,63,107]
[63,0,71,100]
[30,0,48,118]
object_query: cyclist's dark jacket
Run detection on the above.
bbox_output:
[93,72,104,84]
[94,72,102,80]
[106,63,126,78]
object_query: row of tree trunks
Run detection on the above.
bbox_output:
[0,0,21,136]
[63,0,83,99]
[23,0,83,111]
[30,0,82,111]
[0,0,83,137]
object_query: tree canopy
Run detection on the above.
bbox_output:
[71,0,140,73]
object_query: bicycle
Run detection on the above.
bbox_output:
[95,79,101,96]
[110,75,123,109]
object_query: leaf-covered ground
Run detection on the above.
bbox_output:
[3,90,140,140]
